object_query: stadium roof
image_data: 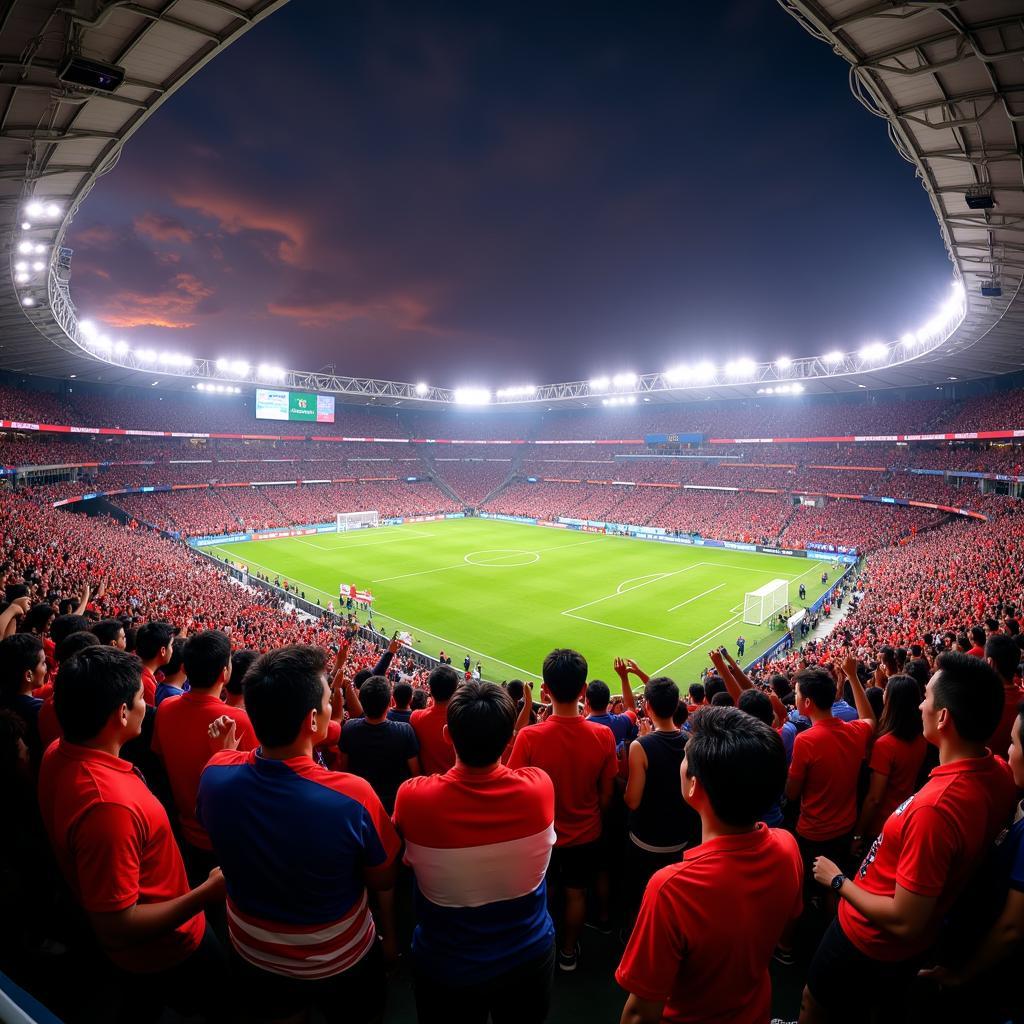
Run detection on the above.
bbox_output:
[1,0,1023,406]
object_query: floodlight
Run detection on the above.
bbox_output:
[114,340,129,355]
[21,296,34,306]
[197,383,206,391]
[663,365,689,384]
[415,382,429,396]
[900,333,915,347]
[693,361,716,382]
[136,349,157,362]
[859,342,887,362]
[256,363,284,381]
[21,222,31,231]
[822,350,843,365]
[589,376,610,392]
[775,355,792,370]
[724,357,756,378]
[33,244,45,254]
[14,262,27,272]
[15,273,28,283]
[45,203,61,218]
[79,319,96,337]
[95,335,112,350]
[453,387,491,405]
[216,358,230,371]
[32,261,44,271]
[25,202,43,218]
[612,372,637,388]
[17,241,32,254]
[230,360,250,376]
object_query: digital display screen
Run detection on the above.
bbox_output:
[255,389,335,423]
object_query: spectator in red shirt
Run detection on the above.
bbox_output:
[785,661,876,891]
[617,706,802,1024]
[984,632,1022,758]
[135,621,174,707]
[153,629,257,881]
[508,648,617,973]
[802,651,1018,1023]
[853,675,927,851]
[37,646,226,1021]
[411,664,460,776]
[92,618,128,651]
[966,625,987,659]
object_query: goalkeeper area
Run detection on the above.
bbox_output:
[205,519,836,690]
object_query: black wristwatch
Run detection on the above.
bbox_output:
[830,872,846,893]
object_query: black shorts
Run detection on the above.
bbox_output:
[797,830,854,879]
[547,840,601,890]
[806,918,917,1022]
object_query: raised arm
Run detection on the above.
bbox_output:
[614,658,642,714]
[842,654,877,727]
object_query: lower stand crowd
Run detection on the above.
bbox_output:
[2,582,1023,1023]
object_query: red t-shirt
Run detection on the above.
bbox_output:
[507,714,617,847]
[988,683,1023,759]
[141,666,158,708]
[152,691,258,850]
[616,825,803,1023]
[37,740,204,973]
[866,732,928,837]
[839,754,1017,961]
[410,702,456,776]
[789,717,873,841]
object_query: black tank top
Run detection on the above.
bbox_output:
[628,730,701,851]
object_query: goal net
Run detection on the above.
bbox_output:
[336,510,379,532]
[743,578,789,625]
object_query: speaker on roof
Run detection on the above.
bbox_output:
[58,55,125,92]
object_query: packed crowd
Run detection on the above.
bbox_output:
[1,483,1022,1022]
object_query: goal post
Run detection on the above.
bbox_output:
[335,510,379,532]
[743,578,789,625]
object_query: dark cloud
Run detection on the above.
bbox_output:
[66,0,952,384]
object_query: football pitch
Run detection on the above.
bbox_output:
[206,519,836,689]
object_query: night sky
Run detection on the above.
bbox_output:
[67,0,953,387]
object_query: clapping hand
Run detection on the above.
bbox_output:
[208,715,239,753]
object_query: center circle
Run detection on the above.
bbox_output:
[464,548,540,568]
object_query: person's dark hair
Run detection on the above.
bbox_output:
[54,647,143,744]
[392,682,413,709]
[50,614,91,648]
[135,621,175,662]
[710,691,734,707]
[955,634,970,652]
[122,621,138,653]
[360,676,392,718]
[55,630,99,665]
[794,665,836,710]
[684,706,786,827]
[228,649,258,696]
[542,649,588,703]
[21,603,55,636]
[352,668,373,690]
[1005,617,1020,636]
[672,703,689,728]
[970,625,986,648]
[704,676,727,702]
[163,637,186,678]
[878,675,924,742]
[182,630,231,690]
[91,618,125,646]
[768,673,791,702]
[879,646,897,673]
[410,689,429,710]
[909,643,923,658]
[865,686,885,721]
[243,646,328,748]
[689,682,705,704]
[985,618,1000,634]
[506,679,525,702]
[645,677,679,719]
[737,689,772,726]
[0,634,43,699]
[904,657,930,692]
[427,664,460,703]
[932,651,1005,743]
[446,680,516,767]
[586,680,611,713]
[985,632,1020,684]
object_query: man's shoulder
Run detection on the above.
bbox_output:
[203,749,250,775]
[305,765,381,811]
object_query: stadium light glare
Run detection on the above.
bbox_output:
[900,333,916,347]
[136,349,157,363]
[114,340,129,355]
[21,296,34,306]
[859,342,888,362]
[14,262,27,272]
[453,387,491,405]
[33,244,45,255]
[589,376,611,393]
[25,201,43,218]
[951,280,965,302]
[79,319,96,337]
[15,272,29,283]
[45,203,61,218]
[775,355,792,370]
[822,350,843,365]
[663,365,689,384]
[21,222,31,231]
[197,382,206,391]
[256,363,285,381]
[230,360,250,377]
[612,371,637,389]
[496,384,538,398]
[693,361,716,382]
[414,382,429,396]
[95,335,112,350]
[792,383,804,393]
[32,261,45,271]
[724,357,756,378]
[17,241,32,254]
[215,357,230,371]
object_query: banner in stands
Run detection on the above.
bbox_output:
[807,541,858,555]
[192,532,251,547]
[338,583,374,604]
[479,513,538,524]
[644,433,704,445]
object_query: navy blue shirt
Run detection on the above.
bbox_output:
[587,710,638,749]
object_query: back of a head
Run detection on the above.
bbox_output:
[645,676,679,720]
[92,618,125,646]
[393,681,413,708]
[50,614,91,649]
[410,689,429,710]
[228,649,258,695]
[932,651,1004,743]
[710,691,734,708]
[446,680,515,767]
[22,603,55,636]
[985,618,1000,634]
[360,675,392,718]
[426,663,460,703]
[688,682,705,704]
[737,689,773,726]
[542,648,588,704]
[56,630,99,666]
[768,673,791,700]
[684,706,786,827]
[183,630,231,690]
[506,679,525,702]
[672,703,689,728]
[878,675,924,742]
[794,665,836,711]
[586,680,611,713]
[164,637,186,678]
[135,621,175,662]
[904,657,930,691]
[55,646,142,744]
[243,645,328,748]
[704,676,726,702]
[985,632,1020,684]
[0,634,43,699]
[971,624,987,647]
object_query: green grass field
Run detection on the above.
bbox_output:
[206,519,836,689]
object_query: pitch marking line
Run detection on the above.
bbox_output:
[668,583,725,613]
[561,612,687,647]
[652,611,746,676]
[563,565,701,616]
